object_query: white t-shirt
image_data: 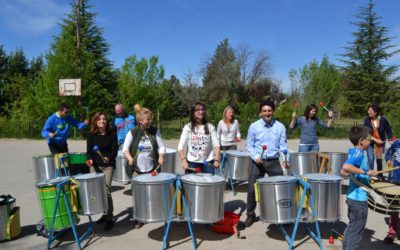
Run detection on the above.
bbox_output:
[177,123,220,163]
[216,119,241,146]
[122,129,166,172]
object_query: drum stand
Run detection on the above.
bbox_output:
[278,178,323,250]
[220,153,237,195]
[56,154,71,177]
[162,175,197,250]
[47,178,94,250]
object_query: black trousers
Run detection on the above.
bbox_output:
[48,142,69,154]
[246,159,283,216]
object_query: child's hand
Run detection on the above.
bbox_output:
[367,169,378,177]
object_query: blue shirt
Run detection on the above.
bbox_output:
[345,148,370,201]
[41,112,87,145]
[385,140,400,183]
[246,118,289,162]
[113,114,136,145]
[292,117,329,144]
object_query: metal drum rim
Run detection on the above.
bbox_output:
[132,178,176,185]
[74,173,105,181]
[32,154,54,159]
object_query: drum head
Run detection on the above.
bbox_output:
[181,174,225,184]
[32,154,53,159]
[132,173,176,183]
[257,175,297,184]
[37,176,70,187]
[303,173,342,182]
[370,181,400,197]
[225,150,249,157]
[74,173,104,180]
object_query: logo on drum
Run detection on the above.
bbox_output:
[276,199,292,208]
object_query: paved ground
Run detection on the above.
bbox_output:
[0,139,399,249]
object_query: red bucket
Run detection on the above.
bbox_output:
[211,211,240,234]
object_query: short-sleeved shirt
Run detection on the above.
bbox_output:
[345,148,370,201]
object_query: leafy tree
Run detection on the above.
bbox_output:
[0,45,9,114]
[14,0,117,121]
[340,1,400,115]
[117,55,165,114]
[202,39,241,104]
[290,56,340,110]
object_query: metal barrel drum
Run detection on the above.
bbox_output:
[320,152,348,176]
[36,177,79,231]
[113,150,131,183]
[223,150,251,181]
[161,148,177,173]
[69,152,89,176]
[132,173,176,223]
[0,195,16,241]
[289,152,319,176]
[181,174,225,224]
[74,173,108,215]
[257,176,299,224]
[367,181,400,215]
[302,173,342,222]
[32,155,56,183]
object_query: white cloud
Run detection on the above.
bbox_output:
[0,0,68,34]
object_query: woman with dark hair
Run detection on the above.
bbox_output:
[289,103,334,152]
[363,104,393,176]
[86,112,118,231]
[178,102,221,174]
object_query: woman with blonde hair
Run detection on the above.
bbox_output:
[122,104,166,228]
[217,106,241,150]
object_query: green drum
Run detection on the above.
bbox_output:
[36,177,79,231]
[69,152,90,175]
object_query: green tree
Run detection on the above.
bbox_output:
[340,1,400,115]
[117,55,165,113]
[202,39,241,104]
[15,0,117,121]
[290,56,340,110]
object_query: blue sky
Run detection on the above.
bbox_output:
[0,0,399,92]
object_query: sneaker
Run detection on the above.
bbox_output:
[96,215,107,224]
[244,215,255,227]
[104,220,114,231]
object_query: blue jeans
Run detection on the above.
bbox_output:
[298,144,319,152]
[342,199,368,250]
[187,160,215,174]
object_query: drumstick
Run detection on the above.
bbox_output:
[349,174,389,206]
[187,167,201,173]
[151,164,161,176]
[293,101,299,113]
[93,145,105,161]
[318,101,330,112]
[261,145,267,158]
[376,166,400,174]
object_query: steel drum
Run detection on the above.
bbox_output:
[368,181,400,215]
[0,195,16,241]
[32,155,56,183]
[302,173,342,222]
[320,152,348,176]
[161,148,177,173]
[74,173,108,215]
[113,150,131,183]
[258,175,299,224]
[36,177,79,230]
[289,152,319,176]
[69,152,89,175]
[223,150,251,181]
[181,174,225,223]
[132,173,176,223]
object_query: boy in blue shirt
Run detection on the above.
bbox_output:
[341,125,378,250]
[383,137,400,243]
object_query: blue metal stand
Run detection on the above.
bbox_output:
[56,154,70,177]
[220,153,236,195]
[278,178,323,250]
[162,175,197,250]
[47,178,94,250]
